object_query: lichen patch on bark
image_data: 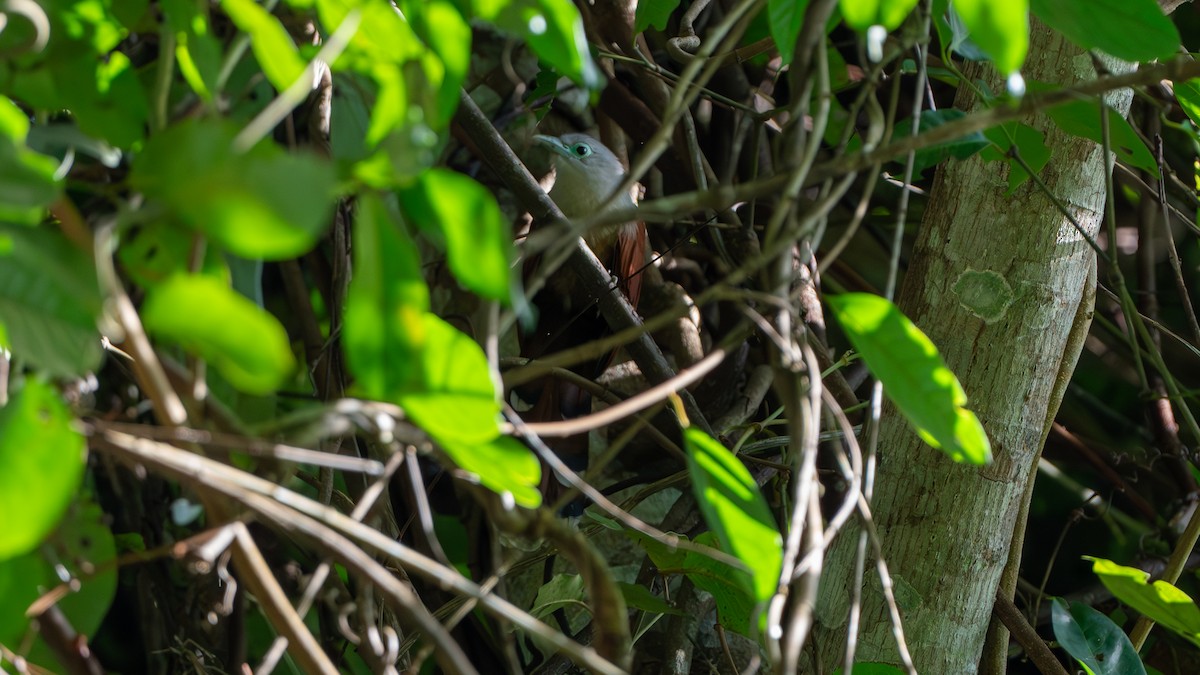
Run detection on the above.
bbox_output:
[952,269,1015,323]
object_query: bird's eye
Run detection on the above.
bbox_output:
[571,143,592,158]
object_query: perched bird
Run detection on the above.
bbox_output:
[519,133,648,515]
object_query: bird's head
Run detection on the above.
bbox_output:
[534,133,634,218]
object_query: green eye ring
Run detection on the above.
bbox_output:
[570,143,593,158]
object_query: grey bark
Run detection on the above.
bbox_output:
[810,22,1134,673]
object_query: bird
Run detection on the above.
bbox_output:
[518,133,648,516]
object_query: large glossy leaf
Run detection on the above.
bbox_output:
[142,274,296,395]
[0,225,102,377]
[0,96,61,224]
[131,119,337,259]
[1085,557,1200,648]
[827,293,991,464]
[840,0,919,31]
[1047,99,1157,176]
[951,0,1028,75]
[1030,0,1178,62]
[0,380,87,560]
[399,169,513,304]
[222,0,308,92]
[683,428,782,610]
[1051,598,1147,675]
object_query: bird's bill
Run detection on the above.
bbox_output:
[533,134,572,159]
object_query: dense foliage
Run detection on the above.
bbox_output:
[4,0,1200,673]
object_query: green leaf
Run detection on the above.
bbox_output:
[827,293,991,464]
[635,0,681,32]
[682,427,782,608]
[0,225,103,377]
[0,380,87,560]
[496,0,602,90]
[628,529,756,634]
[344,192,430,399]
[1174,79,1200,130]
[397,313,501,445]
[618,582,683,615]
[399,0,471,127]
[1047,99,1157,176]
[768,0,810,65]
[840,0,919,31]
[437,434,541,508]
[0,500,117,663]
[1085,557,1200,648]
[892,109,989,174]
[951,0,1028,75]
[1030,0,1178,62]
[163,0,223,100]
[0,96,61,223]
[399,169,513,304]
[142,274,296,395]
[222,0,308,92]
[1051,597,1147,675]
[131,119,337,259]
[981,122,1051,194]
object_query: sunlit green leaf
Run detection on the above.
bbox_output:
[399,0,470,126]
[399,169,513,304]
[827,293,991,464]
[131,119,337,259]
[142,274,296,394]
[0,225,102,377]
[0,380,87,560]
[344,192,430,398]
[0,500,117,665]
[163,0,223,100]
[496,0,601,90]
[1085,557,1200,648]
[0,97,61,224]
[840,0,919,31]
[398,313,501,445]
[635,0,680,33]
[768,0,810,65]
[1030,0,1178,62]
[1047,99,1157,176]
[437,434,541,508]
[1174,79,1200,130]
[683,427,782,609]
[1051,598,1147,675]
[222,0,308,92]
[951,0,1028,75]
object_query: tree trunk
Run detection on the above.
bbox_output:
[811,21,1134,673]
